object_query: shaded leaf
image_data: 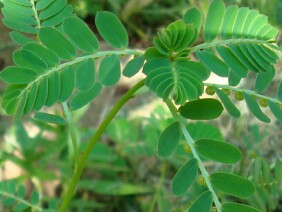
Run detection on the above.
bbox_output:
[123,55,145,78]
[39,27,76,60]
[0,67,37,84]
[34,112,67,125]
[222,203,260,212]
[179,98,223,120]
[70,83,102,111]
[76,59,95,91]
[99,55,120,86]
[45,72,60,106]
[172,158,198,196]
[95,11,128,48]
[244,93,270,123]
[158,122,181,157]
[210,172,255,198]
[9,31,33,45]
[33,77,48,111]
[59,66,75,102]
[63,16,99,53]
[278,81,282,101]
[188,191,212,212]
[269,101,282,122]
[39,0,67,20]
[195,139,242,164]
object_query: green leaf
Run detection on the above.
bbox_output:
[0,67,37,84]
[39,27,76,60]
[179,98,223,120]
[41,4,73,27]
[34,112,67,125]
[123,55,145,78]
[23,43,60,68]
[39,0,67,20]
[216,46,248,78]
[33,77,48,111]
[172,158,198,196]
[59,66,75,102]
[255,66,275,93]
[36,0,55,10]
[253,158,262,184]
[45,71,60,106]
[70,83,102,111]
[222,203,260,212]
[244,93,270,123]
[210,172,255,198]
[158,122,181,157]
[187,122,224,141]
[195,139,242,164]
[63,16,99,53]
[196,50,229,77]
[15,91,27,120]
[76,59,95,91]
[221,5,238,39]
[277,81,282,101]
[188,191,212,212]
[3,18,37,34]
[99,54,120,86]
[23,83,37,114]
[274,160,282,181]
[95,11,128,49]
[228,70,241,86]
[183,7,202,36]
[13,49,48,73]
[204,0,225,41]
[30,191,39,205]
[233,7,249,37]
[8,0,31,7]
[214,87,241,118]
[9,31,33,46]
[3,0,34,16]
[269,101,282,122]
[17,185,25,198]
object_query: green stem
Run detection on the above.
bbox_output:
[30,0,41,29]
[62,102,80,165]
[59,79,145,211]
[165,99,222,212]
[204,83,282,105]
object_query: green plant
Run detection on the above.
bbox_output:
[0,0,281,211]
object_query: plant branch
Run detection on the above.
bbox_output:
[30,0,41,29]
[59,79,146,211]
[165,99,222,212]
[62,102,80,165]
[204,83,282,105]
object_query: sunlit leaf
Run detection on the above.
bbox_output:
[0,67,37,84]
[222,203,260,212]
[123,55,145,78]
[39,0,67,20]
[183,7,202,36]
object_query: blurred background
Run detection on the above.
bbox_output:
[0,0,281,211]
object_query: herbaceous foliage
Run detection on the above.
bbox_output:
[0,0,281,211]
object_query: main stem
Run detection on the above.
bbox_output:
[59,79,145,211]
[166,100,222,212]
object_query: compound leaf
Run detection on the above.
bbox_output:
[39,0,67,20]
[59,66,75,102]
[172,158,198,196]
[95,11,128,49]
[45,71,60,106]
[158,122,181,157]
